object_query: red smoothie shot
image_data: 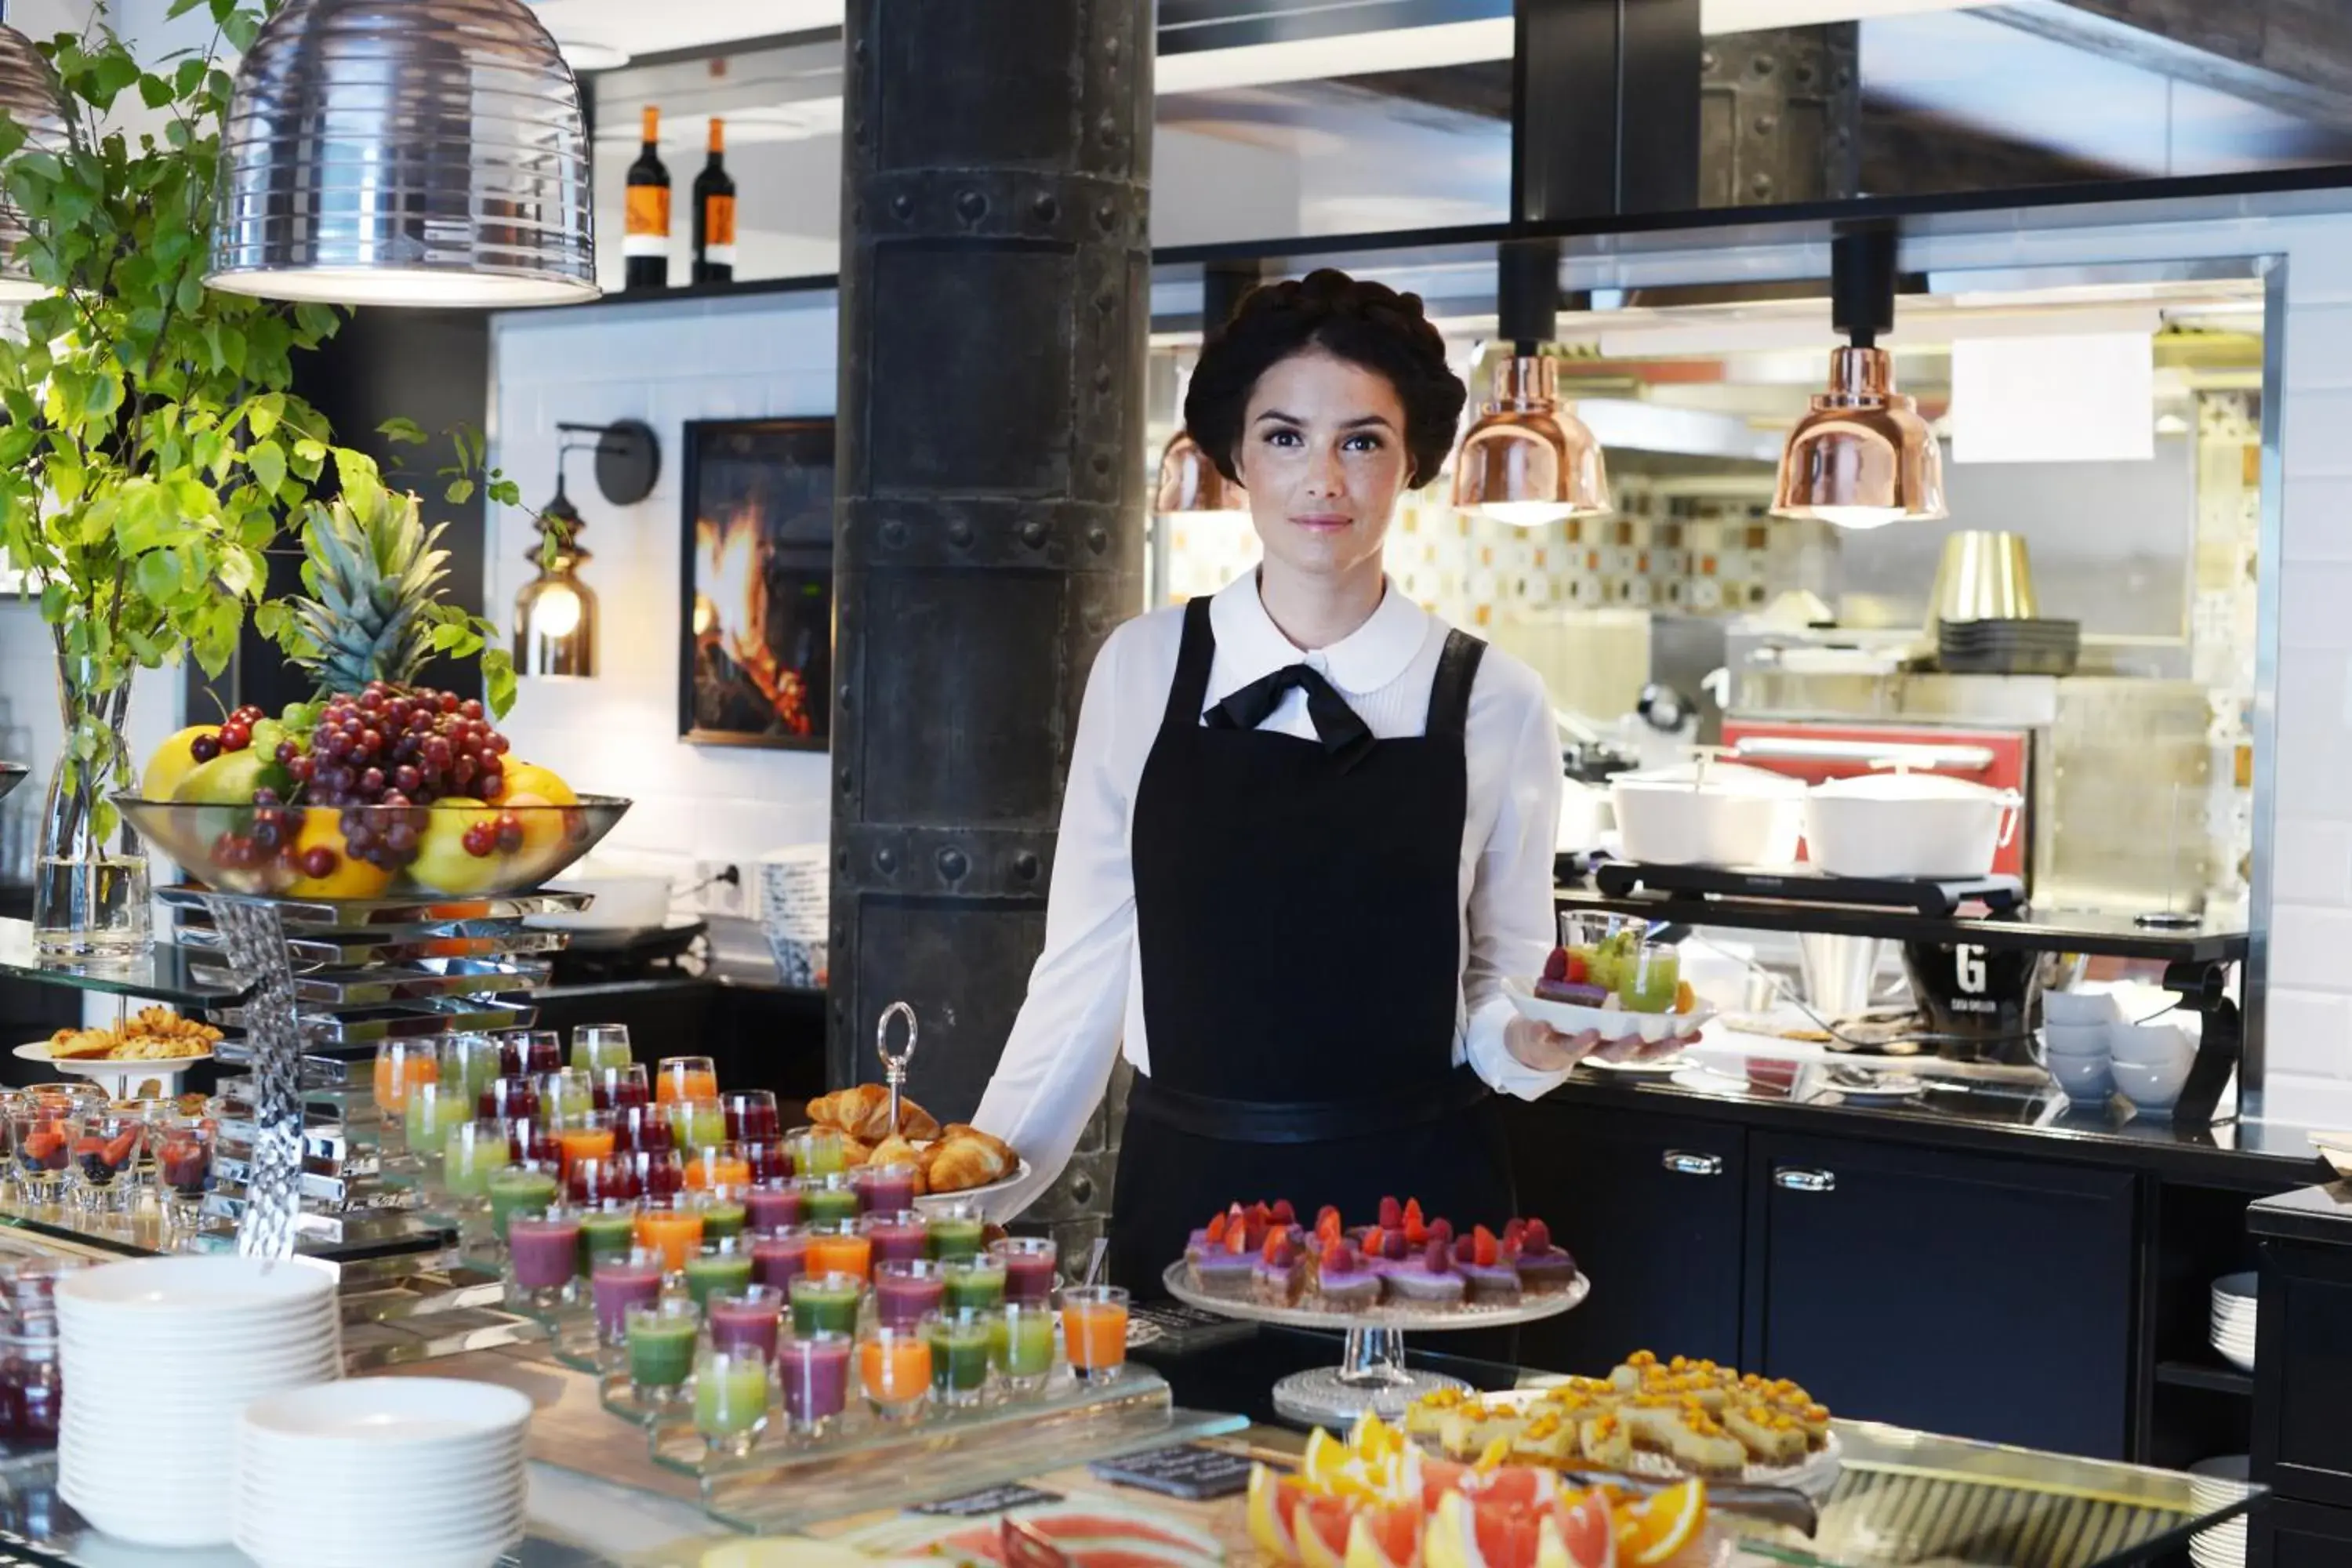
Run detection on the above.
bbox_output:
[590,1255,663,1338]
[866,1210,929,1267]
[852,1163,918,1214]
[751,1227,814,1290]
[707,1290,784,1361]
[779,1333,851,1424]
[745,1181,802,1232]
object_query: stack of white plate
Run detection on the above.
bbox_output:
[2189,1454,2250,1568]
[233,1377,532,1568]
[57,1256,341,1548]
[2211,1272,2257,1372]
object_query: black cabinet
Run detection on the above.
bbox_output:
[1504,1101,1744,1375]
[2253,1497,2352,1566]
[1749,1131,2137,1458]
[2254,1231,2352,1514]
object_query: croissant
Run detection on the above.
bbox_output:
[866,1134,930,1195]
[839,1134,873,1170]
[804,1083,942,1143]
[924,1124,1015,1194]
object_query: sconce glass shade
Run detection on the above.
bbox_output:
[1154,429,1249,520]
[1451,355,1611,526]
[514,488,596,677]
[1771,346,1947,530]
[0,23,69,303]
[206,0,597,308]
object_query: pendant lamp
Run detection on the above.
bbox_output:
[0,16,69,303]
[207,0,597,308]
[1452,239,1610,526]
[514,474,596,677]
[1770,229,1946,530]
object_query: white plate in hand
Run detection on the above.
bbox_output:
[1504,979,1711,1046]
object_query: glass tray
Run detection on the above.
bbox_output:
[207,997,535,1040]
[156,884,592,929]
[176,920,568,969]
[191,954,552,1005]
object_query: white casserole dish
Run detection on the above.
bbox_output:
[1611,760,1806,868]
[1802,769,2022,880]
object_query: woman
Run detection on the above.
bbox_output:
[973,269,1677,1291]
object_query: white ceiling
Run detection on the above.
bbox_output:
[527,0,842,60]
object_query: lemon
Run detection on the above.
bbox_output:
[142,724,220,802]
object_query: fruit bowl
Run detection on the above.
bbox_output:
[113,794,633,900]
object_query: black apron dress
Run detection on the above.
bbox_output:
[1108,595,1515,1298]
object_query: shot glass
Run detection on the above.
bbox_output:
[590,1246,666,1357]
[403,1081,473,1181]
[694,1344,772,1458]
[3,1107,74,1205]
[487,1160,562,1245]
[721,1090,781,1144]
[572,1023,633,1075]
[153,1116,213,1232]
[858,1321,932,1423]
[554,1109,617,1183]
[851,1161,920,1215]
[655,1055,719,1105]
[372,1039,441,1154]
[706,1283,785,1363]
[924,1309,994,1408]
[537,1067,597,1123]
[668,1098,728,1152]
[610,1102,675,1155]
[70,1112,145,1214]
[506,1203,584,1312]
[566,1150,645,1207]
[866,1209,930,1268]
[804,1220,873,1283]
[695,1185,749,1243]
[740,1138,791,1184]
[633,1193,706,1276]
[442,1119,512,1233]
[873,1258,946,1330]
[798,1172,861,1229]
[743,1178,801,1233]
[924,1200,985,1261]
[779,1330,853,1437]
[684,1143,752,1192]
[1062,1285,1130,1383]
[989,1236,1059,1305]
[500,1029,564,1076]
[590,1062,651,1112]
[788,1269,866,1336]
[750,1225,814,1292]
[624,1298,700,1406]
[785,1125,845,1177]
[683,1235,755,1313]
[575,1196,644,1272]
[939,1256,1007,1314]
[993,1301,1057,1397]
[441,1032,506,1107]
[476,1074,540,1123]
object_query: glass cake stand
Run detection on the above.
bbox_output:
[1161,1261,1589,1428]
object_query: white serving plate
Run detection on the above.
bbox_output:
[15,1039,211,1095]
[1503,979,1712,1046]
[1162,1260,1588,1332]
[240,1376,530,1445]
[58,1255,337,1316]
[912,1156,1033,1214]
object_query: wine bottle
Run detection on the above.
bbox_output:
[691,117,736,285]
[623,106,671,291]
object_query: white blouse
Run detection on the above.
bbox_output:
[971,573,1569,1216]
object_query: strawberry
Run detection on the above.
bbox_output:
[1523,1218,1554,1254]
[102,1132,136,1168]
[1423,1239,1450,1273]
[1473,1225,1500,1268]
[1542,947,1569,983]
[1403,1198,1427,1243]
[1429,1217,1455,1247]
[1384,1229,1410,1261]
[1566,952,1589,984]
[1316,1204,1341,1231]
[1360,1225,1384,1258]
[1224,1221,1249,1254]
[1261,1230,1283,1263]
[1378,1195,1403,1231]
[1207,1213,1229,1246]
[1315,1209,1343,1250]
[1454,1234,1475,1265]
[1270,1199,1297,1226]
[1502,1217,1528,1250]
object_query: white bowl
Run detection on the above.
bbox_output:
[2114,1053,2192,1114]
[238,1377,530,1446]
[2212,1271,2258,1303]
[2109,1021,2195,1069]
[59,1485,232,1549]
[2047,1053,2114,1102]
[57,1256,336,1316]
[2044,991,2124,1026]
[2042,1024,2112,1059]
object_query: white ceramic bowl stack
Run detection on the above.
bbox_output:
[2112,1022,2197,1116]
[2211,1272,2257,1373]
[233,1377,532,1568]
[56,1256,342,1548]
[2041,991,2120,1104]
[2189,1454,2250,1568]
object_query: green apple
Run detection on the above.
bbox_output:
[406,798,503,895]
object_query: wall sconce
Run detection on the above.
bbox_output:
[514,419,659,679]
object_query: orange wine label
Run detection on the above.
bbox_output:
[706,194,736,249]
[625,184,670,240]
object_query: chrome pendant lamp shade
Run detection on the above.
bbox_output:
[207,0,597,308]
[0,22,69,303]
[1154,430,1250,519]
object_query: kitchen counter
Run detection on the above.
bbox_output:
[2246,1178,2352,1244]
[1541,1061,2333,1189]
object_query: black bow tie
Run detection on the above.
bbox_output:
[1204,663,1375,771]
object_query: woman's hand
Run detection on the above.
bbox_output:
[1504,1014,1705,1074]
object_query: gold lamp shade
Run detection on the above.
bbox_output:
[1772,346,1947,530]
[1155,429,1250,518]
[1451,355,1610,526]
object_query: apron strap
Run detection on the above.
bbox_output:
[1163,597,1218,733]
[1427,629,1487,741]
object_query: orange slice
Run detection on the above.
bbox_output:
[1621,1479,1705,1566]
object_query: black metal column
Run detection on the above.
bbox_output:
[1515,0,1701,221]
[832,0,1153,1116]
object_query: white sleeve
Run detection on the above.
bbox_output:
[1461,666,1569,1101]
[970,630,1139,1218]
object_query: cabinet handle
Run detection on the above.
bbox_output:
[1661,1151,1724,1178]
[1773,1167,1837,1193]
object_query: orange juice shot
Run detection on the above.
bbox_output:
[804,1221,873,1281]
[654,1056,720,1105]
[555,1113,615,1181]
[633,1196,705,1274]
[684,1145,752,1191]
[1062,1285,1128,1381]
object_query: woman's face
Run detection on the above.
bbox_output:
[1233,349,1412,584]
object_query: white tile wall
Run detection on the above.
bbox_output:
[486,290,841,880]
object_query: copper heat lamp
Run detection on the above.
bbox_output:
[1772,230,1946,530]
[1452,239,1610,525]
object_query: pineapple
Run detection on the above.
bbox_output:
[286,488,454,696]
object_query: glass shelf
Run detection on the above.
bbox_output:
[0,918,242,1008]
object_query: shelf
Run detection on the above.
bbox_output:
[2154,1359,2254,1396]
[0,919,242,1008]
[1557,885,2249,964]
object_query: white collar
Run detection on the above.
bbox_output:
[1206,572,1431,702]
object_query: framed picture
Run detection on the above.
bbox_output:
[679,418,835,749]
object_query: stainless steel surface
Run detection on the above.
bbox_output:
[1773,1167,1838,1192]
[1661,1150,1725,1176]
[2241,256,2285,1120]
[205,895,303,1261]
[0,21,68,299]
[208,0,597,307]
[1798,931,1886,1017]
[1928,530,2038,627]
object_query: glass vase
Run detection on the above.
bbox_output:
[32,673,148,960]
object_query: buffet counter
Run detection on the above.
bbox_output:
[0,1322,2263,1566]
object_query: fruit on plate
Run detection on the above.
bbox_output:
[281,808,394,899]
[407,798,507,895]
[1537,933,1693,1016]
[172,746,285,807]
[493,760,577,807]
